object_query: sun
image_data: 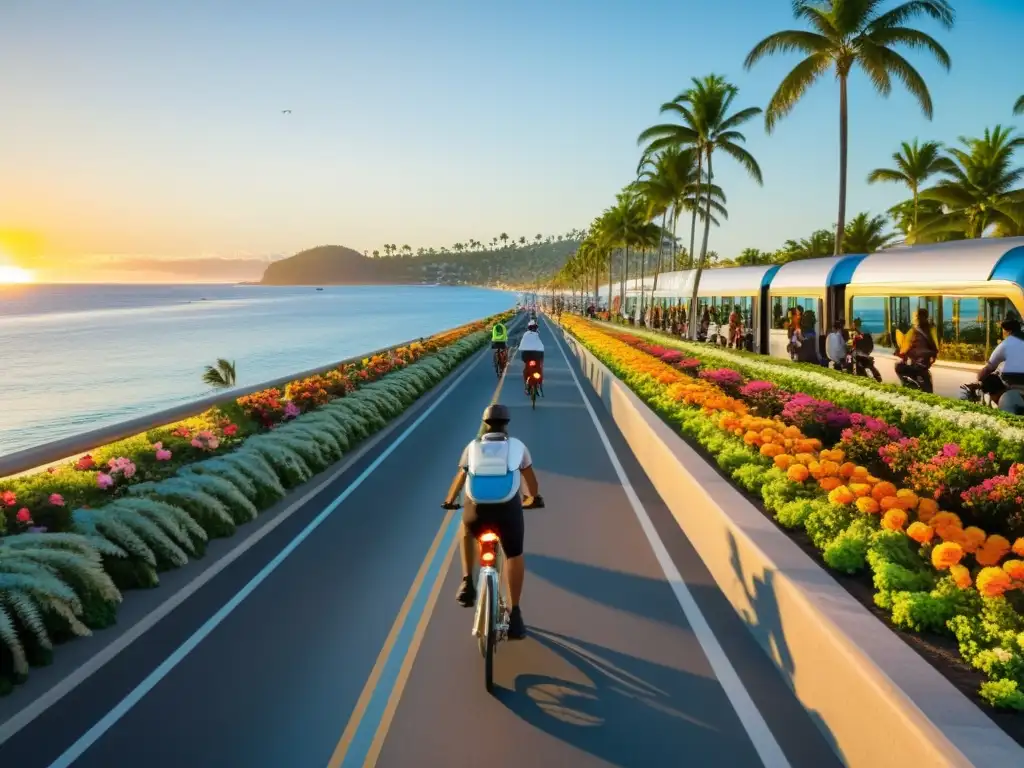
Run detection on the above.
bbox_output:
[0,265,34,284]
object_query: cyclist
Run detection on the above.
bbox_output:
[442,403,543,640]
[491,320,508,368]
[978,318,1024,392]
[979,373,1024,414]
[519,319,545,393]
[896,308,938,393]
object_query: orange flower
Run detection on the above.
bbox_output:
[1013,538,1024,558]
[871,482,897,501]
[819,476,843,492]
[881,508,908,532]
[986,534,1011,557]
[759,443,784,458]
[1003,560,1024,582]
[950,564,973,589]
[839,462,857,478]
[783,425,802,438]
[848,482,872,498]
[773,454,794,470]
[895,489,919,510]
[976,546,1006,567]
[962,527,987,552]
[787,464,809,483]
[879,496,902,512]
[828,486,856,505]
[856,497,880,515]
[931,541,964,570]
[743,431,760,446]
[916,498,938,521]
[907,522,934,544]
[931,512,962,534]
[976,567,1013,598]
[852,466,870,480]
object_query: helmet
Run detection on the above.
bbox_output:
[481,403,511,427]
[527,320,538,331]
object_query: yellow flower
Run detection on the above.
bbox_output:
[828,486,856,506]
[881,508,908,532]
[950,564,972,589]
[931,542,964,570]
[856,497,880,515]
[1003,560,1024,582]
[976,567,1013,598]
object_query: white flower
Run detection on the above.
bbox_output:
[617,324,1024,444]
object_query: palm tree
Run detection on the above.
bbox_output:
[917,125,1024,240]
[202,359,237,389]
[867,140,954,240]
[499,233,509,248]
[744,0,955,255]
[372,249,380,258]
[1015,95,1024,115]
[779,230,836,262]
[843,212,899,252]
[640,75,762,339]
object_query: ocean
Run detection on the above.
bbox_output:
[0,283,515,458]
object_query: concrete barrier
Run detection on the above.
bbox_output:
[560,327,1024,768]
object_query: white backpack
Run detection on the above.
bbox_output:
[465,436,523,504]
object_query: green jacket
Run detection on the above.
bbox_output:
[491,323,508,342]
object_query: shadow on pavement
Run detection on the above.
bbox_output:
[526,553,689,629]
[495,628,746,767]
[726,531,845,765]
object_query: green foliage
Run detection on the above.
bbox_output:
[979,679,1024,710]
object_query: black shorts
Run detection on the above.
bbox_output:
[491,340,507,350]
[521,350,543,365]
[462,495,525,558]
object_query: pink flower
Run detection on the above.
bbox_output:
[284,402,300,419]
[16,508,32,524]
[156,448,172,461]
[191,438,203,448]
[48,493,65,506]
[207,437,220,450]
[153,441,163,450]
[1,490,16,506]
[97,472,114,490]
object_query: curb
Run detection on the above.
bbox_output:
[560,326,1024,768]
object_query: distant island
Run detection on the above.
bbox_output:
[259,234,583,288]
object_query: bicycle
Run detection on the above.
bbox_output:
[493,346,508,378]
[525,359,544,409]
[441,495,545,693]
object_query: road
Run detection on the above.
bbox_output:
[0,317,841,768]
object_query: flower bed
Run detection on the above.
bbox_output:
[563,315,1024,714]
[0,312,511,694]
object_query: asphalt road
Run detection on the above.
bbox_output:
[0,316,842,768]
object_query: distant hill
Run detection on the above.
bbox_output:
[259,239,581,287]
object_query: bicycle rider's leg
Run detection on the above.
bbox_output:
[456,503,485,607]
[495,496,526,638]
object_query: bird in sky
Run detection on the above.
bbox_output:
[282,109,291,114]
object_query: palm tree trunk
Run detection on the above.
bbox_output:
[671,208,680,268]
[607,253,613,316]
[653,210,667,292]
[639,248,647,319]
[688,149,715,340]
[911,183,919,236]
[689,153,703,268]
[834,74,849,256]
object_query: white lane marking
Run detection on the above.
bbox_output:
[550,320,792,768]
[42,346,491,768]
[0,369,452,747]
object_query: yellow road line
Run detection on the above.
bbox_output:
[326,321,519,767]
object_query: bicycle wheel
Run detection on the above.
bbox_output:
[482,577,496,693]
[530,383,537,409]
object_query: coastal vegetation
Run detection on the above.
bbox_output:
[0,311,512,694]
[201,359,237,390]
[553,1,1023,307]
[564,314,1024,711]
[261,234,582,288]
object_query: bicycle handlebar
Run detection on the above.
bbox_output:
[441,495,545,511]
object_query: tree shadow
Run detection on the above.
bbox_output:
[726,531,845,764]
[494,628,766,766]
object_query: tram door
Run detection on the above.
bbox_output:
[827,285,847,328]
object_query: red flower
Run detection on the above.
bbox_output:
[75,454,96,471]
[1,490,16,506]
[223,424,238,436]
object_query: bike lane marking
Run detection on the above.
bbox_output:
[552,319,792,768]
[43,342,495,768]
[328,340,517,768]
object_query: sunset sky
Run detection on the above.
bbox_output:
[1,0,1022,283]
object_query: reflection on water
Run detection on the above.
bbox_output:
[0,283,514,456]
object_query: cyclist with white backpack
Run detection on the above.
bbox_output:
[442,403,544,639]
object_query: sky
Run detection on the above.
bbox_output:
[1,0,1022,283]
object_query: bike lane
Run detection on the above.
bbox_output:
[363,317,843,768]
[0,340,512,768]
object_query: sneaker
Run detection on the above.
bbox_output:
[507,606,526,640]
[456,576,476,607]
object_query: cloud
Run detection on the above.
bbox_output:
[110,255,283,280]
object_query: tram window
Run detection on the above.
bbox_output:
[772,297,785,329]
[773,297,820,330]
